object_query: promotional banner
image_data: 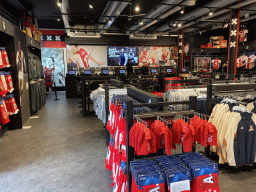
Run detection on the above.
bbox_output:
[41,48,66,87]
[39,30,66,48]
[67,45,107,69]
[138,46,174,66]
[14,27,30,124]
[107,46,139,66]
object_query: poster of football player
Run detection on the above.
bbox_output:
[107,47,139,66]
[41,48,66,87]
[138,46,173,66]
[67,45,107,68]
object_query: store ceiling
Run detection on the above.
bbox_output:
[3,0,256,37]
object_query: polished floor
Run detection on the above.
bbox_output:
[0,92,256,191]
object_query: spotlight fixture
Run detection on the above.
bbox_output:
[89,4,93,9]
[139,20,143,25]
[209,9,213,16]
[135,6,140,12]
[108,18,112,23]
[178,23,182,27]
[173,23,177,27]
[57,0,62,7]
[57,17,61,22]
[180,7,184,14]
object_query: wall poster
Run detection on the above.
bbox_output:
[41,48,66,87]
[66,45,107,69]
[138,46,175,66]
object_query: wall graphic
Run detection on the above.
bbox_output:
[14,27,30,124]
[41,48,66,87]
[67,45,107,69]
[107,46,139,66]
[138,46,174,66]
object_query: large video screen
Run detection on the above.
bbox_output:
[107,46,139,66]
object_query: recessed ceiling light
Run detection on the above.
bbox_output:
[89,4,93,9]
[135,6,140,12]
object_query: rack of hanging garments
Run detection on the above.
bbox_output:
[124,97,221,192]
[105,88,156,192]
[209,102,256,167]
[164,87,208,114]
[206,83,256,116]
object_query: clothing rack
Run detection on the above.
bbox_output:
[125,96,198,192]
[206,83,256,116]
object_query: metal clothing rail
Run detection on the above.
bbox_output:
[206,83,256,116]
[125,96,198,192]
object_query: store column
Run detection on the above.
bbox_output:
[177,29,184,75]
[228,9,240,75]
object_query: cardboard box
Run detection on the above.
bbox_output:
[26,27,32,38]
[207,43,212,48]
[220,40,227,48]
[37,31,42,36]
[34,34,41,42]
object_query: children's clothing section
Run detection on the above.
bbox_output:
[129,115,217,157]
[130,153,220,192]
[28,52,46,113]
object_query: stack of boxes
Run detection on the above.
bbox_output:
[200,36,227,49]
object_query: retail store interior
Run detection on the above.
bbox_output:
[2,0,256,191]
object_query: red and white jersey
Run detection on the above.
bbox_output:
[247,55,256,69]
[241,55,248,67]
[237,58,242,68]
[211,59,221,70]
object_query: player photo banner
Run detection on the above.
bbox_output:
[138,46,174,66]
[107,46,139,66]
[67,45,107,68]
[42,48,66,87]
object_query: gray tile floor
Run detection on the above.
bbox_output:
[0,92,112,192]
[0,92,256,191]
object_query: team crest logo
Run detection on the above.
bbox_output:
[249,126,254,132]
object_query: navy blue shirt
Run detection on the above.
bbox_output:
[234,112,256,166]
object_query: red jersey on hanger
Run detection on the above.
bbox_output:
[211,59,221,70]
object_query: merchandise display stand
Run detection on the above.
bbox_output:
[0,18,22,132]
[125,97,198,192]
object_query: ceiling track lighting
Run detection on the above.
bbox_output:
[135,5,140,12]
[108,18,112,24]
[139,20,143,25]
[209,9,213,16]
[57,0,62,7]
